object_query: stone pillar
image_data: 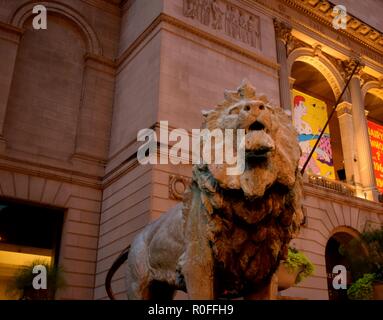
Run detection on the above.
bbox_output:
[336,101,361,188]
[289,77,296,111]
[344,59,378,201]
[72,54,115,164]
[273,19,292,111]
[0,23,23,152]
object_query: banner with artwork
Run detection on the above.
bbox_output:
[292,89,335,179]
[367,120,383,193]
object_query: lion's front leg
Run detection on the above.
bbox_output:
[181,240,215,299]
[181,189,215,300]
[244,274,278,300]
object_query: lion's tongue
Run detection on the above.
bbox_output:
[245,130,275,152]
[240,166,278,198]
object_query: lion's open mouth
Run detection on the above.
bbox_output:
[245,148,270,167]
[248,120,265,131]
[246,148,271,158]
[245,120,274,166]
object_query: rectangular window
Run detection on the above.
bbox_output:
[0,199,63,300]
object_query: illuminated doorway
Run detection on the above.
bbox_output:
[0,199,64,300]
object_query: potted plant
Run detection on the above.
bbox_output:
[347,273,376,300]
[277,247,314,291]
[341,227,383,300]
[6,259,66,300]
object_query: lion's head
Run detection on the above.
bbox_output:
[200,80,302,199]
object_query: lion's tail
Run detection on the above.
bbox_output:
[105,245,131,300]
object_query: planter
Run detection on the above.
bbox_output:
[277,263,301,291]
[21,286,50,300]
[373,282,383,300]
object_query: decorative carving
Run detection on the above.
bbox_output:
[320,51,344,77]
[273,19,292,44]
[336,101,352,117]
[169,174,192,200]
[183,0,262,50]
[283,35,311,56]
[312,44,322,57]
[105,81,303,300]
[360,73,378,87]
[211,0,224,29]
[339,58,365,81]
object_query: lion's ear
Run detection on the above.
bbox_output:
[202,109,213,118]
[258,94,269,104]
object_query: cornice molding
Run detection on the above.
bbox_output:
[282,0,383,56]
[0,156,102,189]
[0,21,23,44]
[81,0,121,16]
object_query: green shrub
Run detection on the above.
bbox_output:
[6,260,66,300]
[340,227,383,282]
[284,247,315,284]
[347,273,375,300]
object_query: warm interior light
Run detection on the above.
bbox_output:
[0,250,51,267]
[0,249,53,300]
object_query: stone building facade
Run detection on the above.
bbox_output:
[0,0,382,300]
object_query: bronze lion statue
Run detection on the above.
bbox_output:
[105,80,303,300]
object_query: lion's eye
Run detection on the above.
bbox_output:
[229,107,240,115]
[244,105,251,111]
[259,104,265,110]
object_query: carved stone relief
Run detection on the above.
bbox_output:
[339,58,365,82]
[183,0,262,50]
[169,174,192,200]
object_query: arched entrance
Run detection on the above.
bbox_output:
[290,59,345,180]
[325,228,360,301]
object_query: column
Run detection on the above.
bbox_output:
[345,59,378,201]
[0,23,23,152]
[289,76,296,112]
[273,19,292,111]
[336,101,361,188]
[72,54,115,164]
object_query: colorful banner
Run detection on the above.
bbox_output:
[292,89,335,179]
[367,120,383,193]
